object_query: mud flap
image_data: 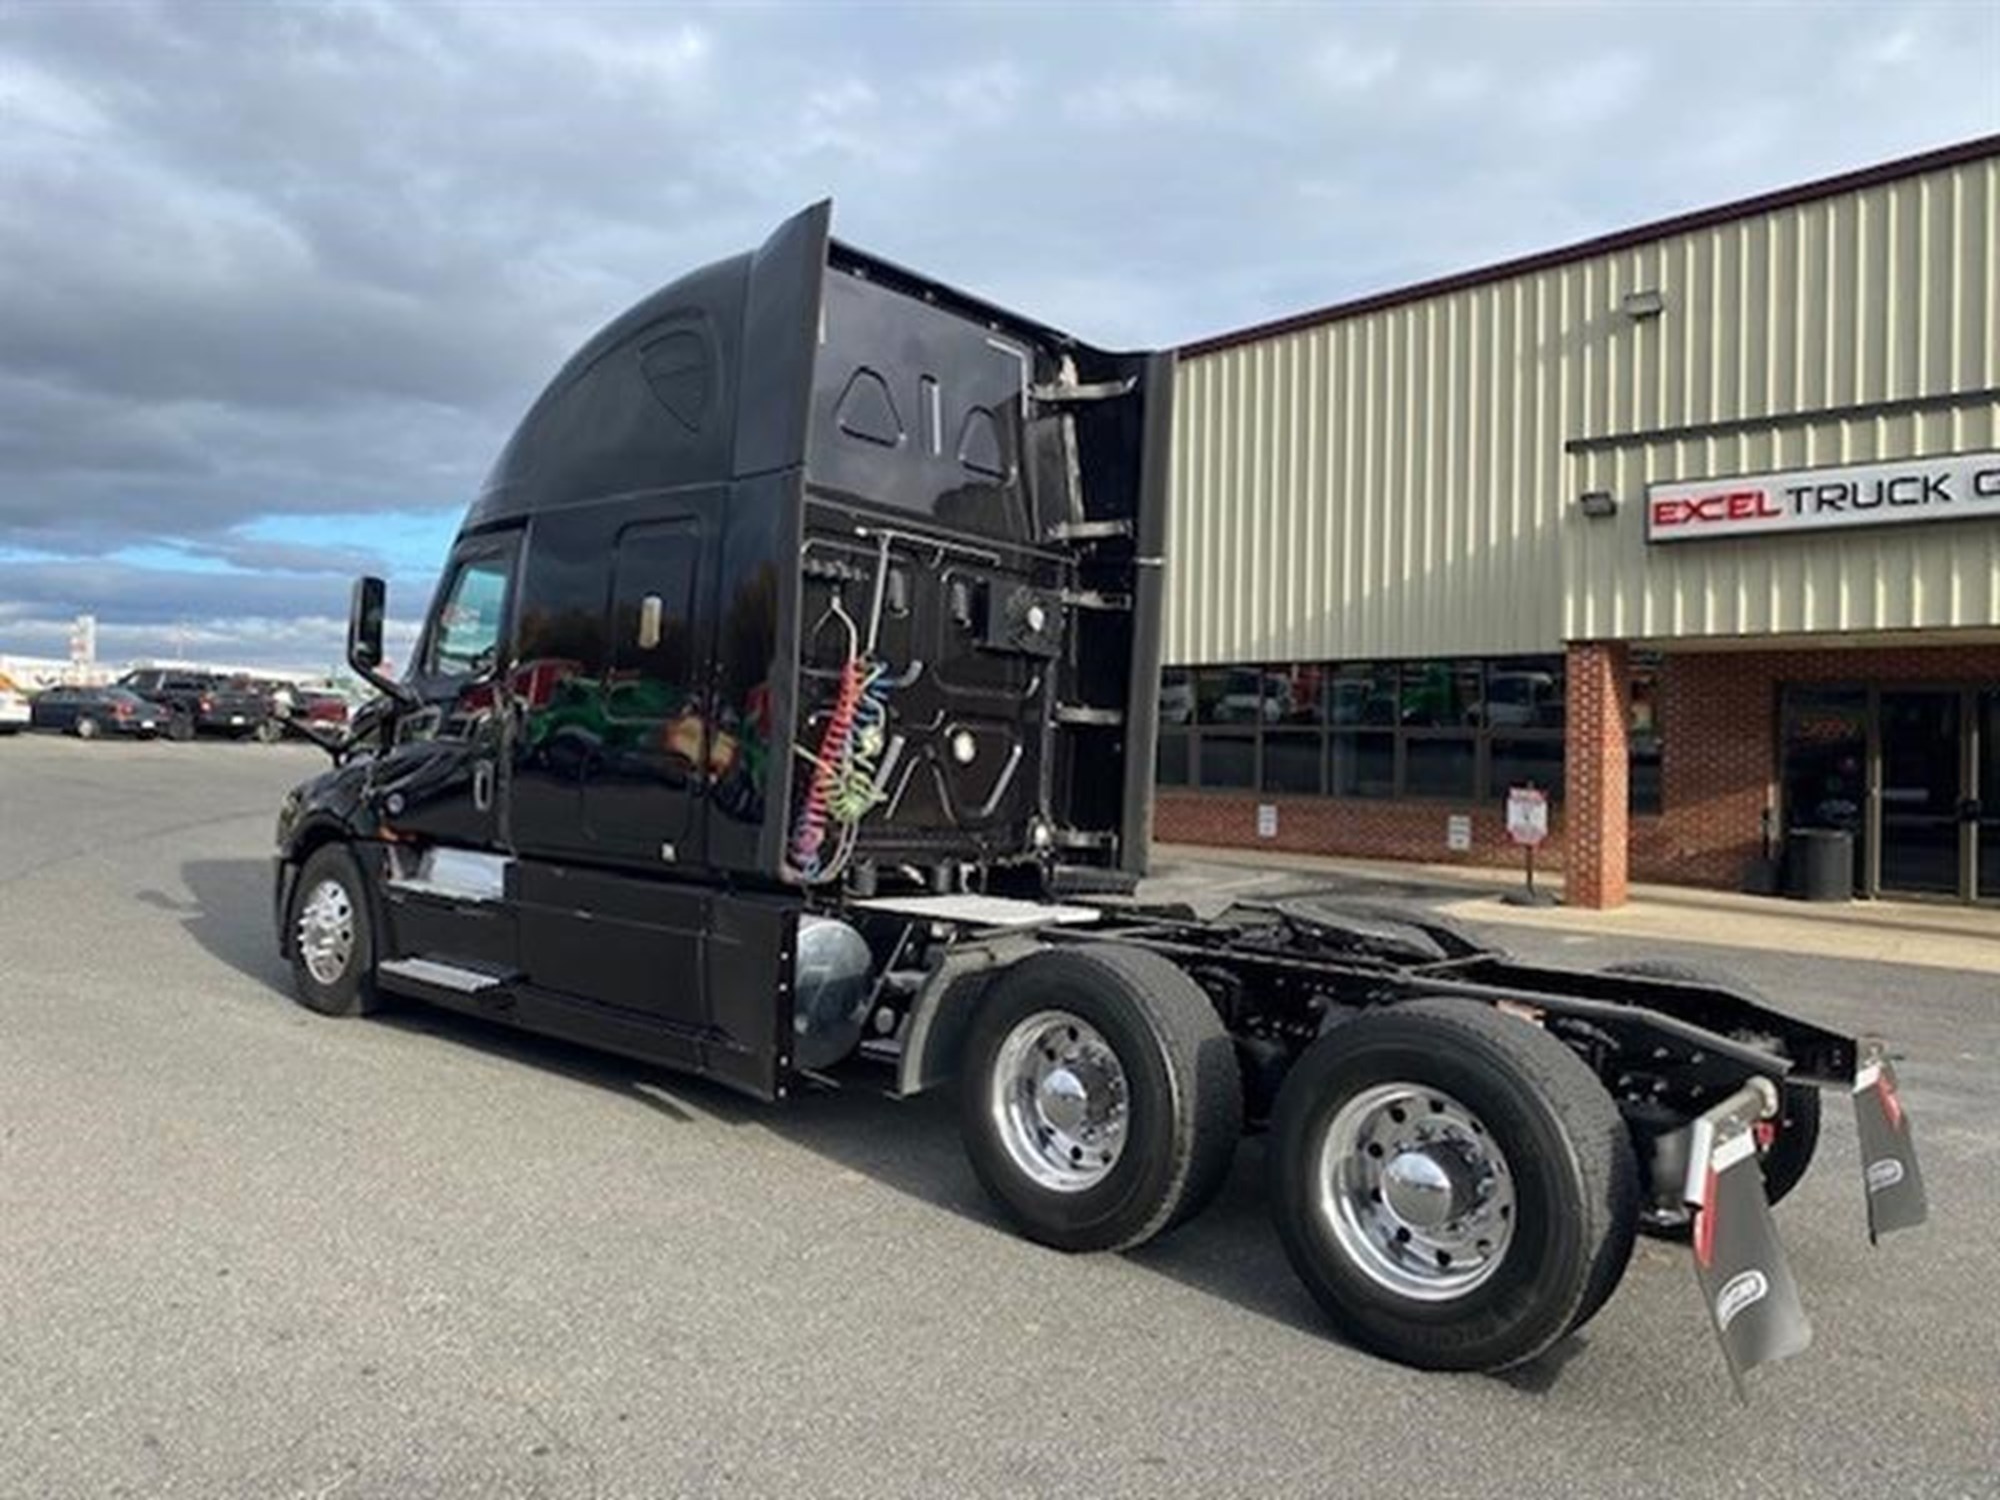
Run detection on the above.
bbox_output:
[1687,1084,1812,1397]
[1853,1044,1928,1242]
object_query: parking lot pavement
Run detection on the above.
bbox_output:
[2,733,1996,1499]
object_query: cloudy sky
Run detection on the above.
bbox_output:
[2,1,1996,672]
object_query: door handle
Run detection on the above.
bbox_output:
[473,760,494,812]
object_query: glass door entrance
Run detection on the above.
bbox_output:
[1877,691,1963,897]
[1979,691,2000,901]
[1783,683,2000,902]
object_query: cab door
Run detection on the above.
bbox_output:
[378,529,524,851]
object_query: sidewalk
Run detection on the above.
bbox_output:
[1151,842,2000,976]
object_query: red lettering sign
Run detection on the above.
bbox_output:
[1651,489,1774,529]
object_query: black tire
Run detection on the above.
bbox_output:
[166,712,195,743]
[1601,960,1822,1235]
[287,844,385,1018]
[255,717,284,745]
[958,944,1243,1253]
[74,716,100,740]
[1269,999,1639,1372]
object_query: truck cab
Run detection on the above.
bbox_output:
[276,201,1172,1099]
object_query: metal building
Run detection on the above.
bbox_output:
[1155,135,2000,907]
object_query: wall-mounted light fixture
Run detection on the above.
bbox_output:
[1577,489,1619,519]
[1620,289,1665,320]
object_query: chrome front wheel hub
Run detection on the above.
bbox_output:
[1317,1082,1516,1301]
[991,1010,1131,1193]
[296,877,356,987]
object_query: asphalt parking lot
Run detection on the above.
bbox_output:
[2,734,1996,1499]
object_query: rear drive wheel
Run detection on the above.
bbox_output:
[288,843,385,1018]
[1269,999,1638,1371]
[255,717,284,744]
[74,716,100,740]
[167,712,195,743]
[959,945,1243,1253]
[1601,960,1822,1237]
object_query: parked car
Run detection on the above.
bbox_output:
[292,688,352,727]
[1214,667,1294,724]
[30,685,169,738]
[0,671,30,735]
[1485,669,1562,729]
[115,669,274,741]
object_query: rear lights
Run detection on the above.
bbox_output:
[199,696,214,713]
[113,700,133,718]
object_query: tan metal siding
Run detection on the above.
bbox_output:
[1165,149,2000,664]
[1565,155,2000,640]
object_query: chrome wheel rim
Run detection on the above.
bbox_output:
[296,878,356,986]
[990,1009,1131,1193]
[1316,1082,1516,1301]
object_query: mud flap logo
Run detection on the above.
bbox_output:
[1866,1158,1905,1193]
[1715,1269,1770,1331]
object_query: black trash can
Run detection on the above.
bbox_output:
[1785,828,1854,902]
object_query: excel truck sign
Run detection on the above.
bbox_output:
[1646,450,2000,544]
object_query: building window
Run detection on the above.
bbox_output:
[1630,651,1663,815]
[1159,656,1564,802]
[1263,731,1325,794]
[1331,730,1397,797]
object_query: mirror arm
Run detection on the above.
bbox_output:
[356,659,420,710]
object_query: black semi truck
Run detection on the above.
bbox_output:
[274,203,1924,1382]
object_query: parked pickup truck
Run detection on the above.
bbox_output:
[272,204,1925,1386]
[118,669,277,741]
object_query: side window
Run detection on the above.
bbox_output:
[427,555,513,677]
[607,519,702,757]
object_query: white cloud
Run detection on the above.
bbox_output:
[1312,38,1398,92]
[1525,50,1651,130]
[0,53,108,136]
[1422,60,1495,108]
[1860,26,1920,68]
[1065,74,1211,125]
[923,61,1025,127]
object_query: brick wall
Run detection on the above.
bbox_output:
[1157,641,2000,899]
[1155,790,1566,870]
[1632,642,2000,889]
[1564,642,1631,907]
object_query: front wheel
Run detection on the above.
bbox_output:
[959,945,1243,1254]
[288,844,385,1017]
[1269,1000,1638,1372]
